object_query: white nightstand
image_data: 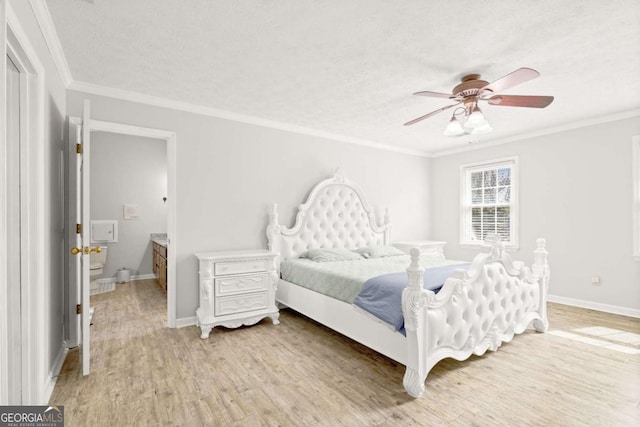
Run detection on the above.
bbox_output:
[195,249,279,339]
[393,240,447,258]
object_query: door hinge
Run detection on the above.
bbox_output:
[76,143,82,154]
[76,224,82,234]
[76,304,82,314]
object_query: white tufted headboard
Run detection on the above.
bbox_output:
[267,171,391,261]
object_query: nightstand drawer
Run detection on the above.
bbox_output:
[215,292,268,316]
[214,259,267,276]
[215,273,269,296]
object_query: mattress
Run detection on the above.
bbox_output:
[280,254,465,304]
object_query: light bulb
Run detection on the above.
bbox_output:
[466,105,487,128]
[443,116,465,136]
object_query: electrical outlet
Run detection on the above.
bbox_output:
[591,276,601,286]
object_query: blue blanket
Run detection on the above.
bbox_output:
[353,263,470,335]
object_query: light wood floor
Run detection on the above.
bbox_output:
[50,279,640,426]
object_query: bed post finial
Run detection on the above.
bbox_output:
[269,203,279,225]
[533,238,548,268]
[381,207,391,243]
[532,237,549,284]
[485,233,504,259]
[406,248,423,291]
[266,203,281,255]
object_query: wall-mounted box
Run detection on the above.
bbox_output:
[91,220,118,243]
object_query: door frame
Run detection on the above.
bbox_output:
[67,117,178,328]
[1,1,46,404]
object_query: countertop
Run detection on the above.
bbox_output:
[151,233,168,247]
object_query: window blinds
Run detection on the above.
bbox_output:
[461,159,516,246]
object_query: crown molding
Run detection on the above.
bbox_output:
[29,0,72,86]
[66,77,640,160]
[431,108,640,158]
[68,80,430,158]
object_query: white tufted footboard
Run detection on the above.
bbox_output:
[401,235,549,398]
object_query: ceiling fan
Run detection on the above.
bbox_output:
[404,67,554,136]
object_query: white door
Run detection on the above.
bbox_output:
[67,119,81,348]
[70,100,94,376]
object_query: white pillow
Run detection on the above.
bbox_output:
[304,248,364,262]
[354,245,406,259]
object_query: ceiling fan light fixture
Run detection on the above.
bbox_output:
[465,104,488,128]
[405,68,552,138]
[443,115,465,136]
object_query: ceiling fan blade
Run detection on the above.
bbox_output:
[403,103,460,126]
[413,90,456,99]
[487,95,554,108]
[480,68,540,94]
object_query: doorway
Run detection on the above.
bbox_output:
[90,131,168,291]
[66,117,177,358]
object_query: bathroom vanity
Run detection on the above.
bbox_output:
[151,236,167,291]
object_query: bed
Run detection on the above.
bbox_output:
[266,171,550,398]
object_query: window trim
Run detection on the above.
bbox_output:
[459,156,519,250]
[633,136,640,261]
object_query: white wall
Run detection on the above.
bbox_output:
[430,117,640,313]
[90,132,167,278]
[66,91,431,321]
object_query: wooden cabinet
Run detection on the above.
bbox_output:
[152,241,167,291]
[195,249,279,339]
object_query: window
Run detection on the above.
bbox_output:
[460,157,518,248]
[633,136,640,260]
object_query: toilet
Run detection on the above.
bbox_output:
[90,246,108,291]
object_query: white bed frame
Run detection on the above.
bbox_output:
[267,171,549,398]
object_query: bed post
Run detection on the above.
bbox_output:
[532,238,549,332]
[383,208,391,243]
[401,248,428,398]
[266,203,282,274]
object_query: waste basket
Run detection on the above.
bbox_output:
[116,268,130,283]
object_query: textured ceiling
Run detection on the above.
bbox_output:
[46,0,640,154]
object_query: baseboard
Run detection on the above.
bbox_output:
[548,294,640,319]
[131,273,156,281]
[43,343,68,403]
[175,316,197,328]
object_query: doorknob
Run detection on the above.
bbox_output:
[70,246,102,255]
